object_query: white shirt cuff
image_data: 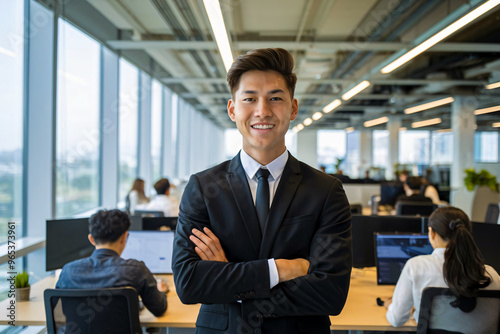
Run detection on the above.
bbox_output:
[268,258,279,289]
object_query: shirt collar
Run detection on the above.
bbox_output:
[240,149,289,181]
[92,248,120,258]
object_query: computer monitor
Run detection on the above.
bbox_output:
[375,233,433,285]
[142,217,177,231]
[379,182,405,206]
[46,218,94,271]
[121,231,175,274]
[471,222,500,273]
[351,215,424,268]
[134,210,164,217]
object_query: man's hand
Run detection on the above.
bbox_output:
[190,227,228,262]
[275,258,309,283]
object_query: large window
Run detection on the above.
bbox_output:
[399,130,430,164]
[151,79,163,182]
[317,130,346,174]
[225,128,242,160]
[56,20,101,217]
[372,130,389,168]
[474,132,499,162]
[118,59,139,203]
[345,131,360,178]
[0,0,24,244]
[431,131,453,164]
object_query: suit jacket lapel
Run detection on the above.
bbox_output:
[259,154,302,258]
[226,153,262,256]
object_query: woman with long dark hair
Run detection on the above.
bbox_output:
[386,206,500,329]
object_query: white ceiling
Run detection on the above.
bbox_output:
[87,0,500,130]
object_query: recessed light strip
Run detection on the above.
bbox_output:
[342,80,371,100]
[364,116,389,128]
[474,105,500,115]
[486,81,500,89]
[492,122,500,128]
[323,99,341,113]
[297,124,304,131]
[404,97,454,114]
[381,0,500,74]
[436,128,452,133]
[312,112,323,120]
[303,118,313,126]
[345,127,354,133]
[412,118,442,128]
[203,0,233,72]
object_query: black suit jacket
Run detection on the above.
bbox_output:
[172,153,352,334]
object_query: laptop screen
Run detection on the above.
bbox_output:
[121,231,175,274]
[375,233,433,285]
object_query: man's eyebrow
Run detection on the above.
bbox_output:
[242,90,257,94]
[268,89,286,94]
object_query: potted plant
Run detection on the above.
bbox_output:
[463,168,500,222]
[15,271,30,302]
[464,168,499,192]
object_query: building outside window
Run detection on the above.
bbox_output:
[317,130,347,174]
[474,131,499,163]
[56,20,100,217]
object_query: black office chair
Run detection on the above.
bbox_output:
[417,287,500,334]
[134,209,164,217]
[395,200,436,216]
[44,287,142,334]
[485,203,500,224]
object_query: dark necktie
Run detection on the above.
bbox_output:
[255,168,271,234]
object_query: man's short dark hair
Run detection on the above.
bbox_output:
[405,176,422,191]
[227,48,297,98]
[89,209,130,244]
[154,178,170,195]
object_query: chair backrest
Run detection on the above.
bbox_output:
[485,203,500,224]
[44,287,142,334]
[417,287,500,334]
[396,200,436,216]
[350,204,363,214]
[134,209,164,217]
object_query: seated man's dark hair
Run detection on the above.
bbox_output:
[405,176,422,190]
[154,178,171,195]
[89,209,131,244]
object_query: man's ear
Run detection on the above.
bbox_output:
[88,234,96,246]
[290,98,298,121]
[227,99,236,122]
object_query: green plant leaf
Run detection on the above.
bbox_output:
[15,271,30,288]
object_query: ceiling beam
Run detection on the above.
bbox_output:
[182,92,468,100]
[107,40,500,52]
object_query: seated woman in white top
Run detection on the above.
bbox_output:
[386,206,500,329]
[126,178,150,214]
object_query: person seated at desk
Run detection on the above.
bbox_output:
[56,209,168,317]
[126,178,150,214]
[396,176,433,204]
[420,178,442,205]
[386,206,500,328]
[137,178,179,217]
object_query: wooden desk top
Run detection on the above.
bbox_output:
[0,269,416,331]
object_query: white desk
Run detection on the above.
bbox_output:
[0,270,416,331]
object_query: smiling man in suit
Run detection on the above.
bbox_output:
[172,48,352,334]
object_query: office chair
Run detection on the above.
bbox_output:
[484,203,500,224]
[134,209,164,217]
[417,287,500,334]
[395,200,436,216]
[44,287,142,334]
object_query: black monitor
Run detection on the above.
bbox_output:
[351,214,424,268]
[142,217,177,231]
[46,218,94,271]
[471,222,500,273]
[379,182,405,206]
[375,233,433,285]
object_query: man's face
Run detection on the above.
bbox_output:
[228,70,298,161]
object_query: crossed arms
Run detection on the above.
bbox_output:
[172,174,352,317]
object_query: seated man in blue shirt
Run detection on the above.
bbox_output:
[56,209,168,317]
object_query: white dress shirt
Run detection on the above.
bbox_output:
[240,149,289,289]
[387,247,500,329]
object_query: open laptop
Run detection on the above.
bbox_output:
[374,233,433,285]
[121,231,175,274]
